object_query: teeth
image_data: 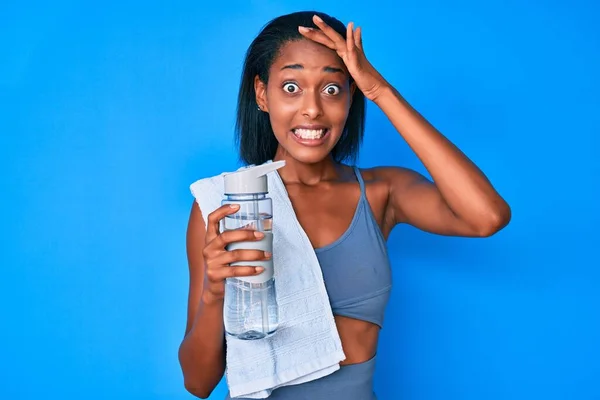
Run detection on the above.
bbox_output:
[293,128,326,139]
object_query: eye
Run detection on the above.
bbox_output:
[324,84,341,96]
[283,82,300,93]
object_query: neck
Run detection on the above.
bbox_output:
[272,150,342,186]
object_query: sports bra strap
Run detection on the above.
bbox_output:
[352,166,366,197]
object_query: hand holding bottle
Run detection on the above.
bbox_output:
[201,204,271,305]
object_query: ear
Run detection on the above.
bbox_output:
[254,75,268,112]
[349,81,357,107]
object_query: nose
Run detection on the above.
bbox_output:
[301,90,323,119]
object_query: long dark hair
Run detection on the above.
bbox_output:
[235,11,366,166]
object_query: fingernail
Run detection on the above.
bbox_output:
[255,267,265,273]
[264,251,272,258]
[313,15,323,22]
[298,26,311,32]
[254,231,264,238]
[229,204,239,209]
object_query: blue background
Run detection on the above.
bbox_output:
[1,0,598,399]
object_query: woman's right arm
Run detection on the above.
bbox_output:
[178,202,269,398]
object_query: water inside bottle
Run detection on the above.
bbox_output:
[223,212,273,232]
[223,212,277,340]
[224,278,278,340]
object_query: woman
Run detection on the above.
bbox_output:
[179,11,511,400]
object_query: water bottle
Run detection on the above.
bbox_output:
[221,160,286,340]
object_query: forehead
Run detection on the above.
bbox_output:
[271,39,346,71]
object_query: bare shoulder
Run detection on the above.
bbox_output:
[351,165,404,197]
[353,165,430,235]
[359,165,429,193]
[359,165,441,229]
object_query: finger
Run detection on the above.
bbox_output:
[207,265,265,282]
[213,229,265,250]
[312,15,346,50]
[298,27,336,50]
[354,26,363,50]
[205,204,239,243]
[214,248,270,266]
[346,22,354,53]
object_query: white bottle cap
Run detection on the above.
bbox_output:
[223,160,286,195]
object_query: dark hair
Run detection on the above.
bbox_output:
[235,11,366,166]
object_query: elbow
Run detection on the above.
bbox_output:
[178,348,212,399]
[476,202,512,237]
[184,381,213,399]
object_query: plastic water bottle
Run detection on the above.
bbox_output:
[221,160,285,340]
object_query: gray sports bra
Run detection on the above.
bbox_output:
[315,166,392,328]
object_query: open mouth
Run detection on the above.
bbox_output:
[291,128,330,141]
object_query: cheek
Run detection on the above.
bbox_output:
[323,100,351,128]
[267,90,295,112]
[267,99,295,132]
[330,101,351,119]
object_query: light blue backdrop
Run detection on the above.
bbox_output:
[1,0,598,399]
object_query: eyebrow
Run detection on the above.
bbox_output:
[280,64,345,74]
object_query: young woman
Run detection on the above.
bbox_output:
[179,11,511,400]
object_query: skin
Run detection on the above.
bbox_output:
[179,15,511,399]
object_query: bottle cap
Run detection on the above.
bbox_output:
[223,160,286,194]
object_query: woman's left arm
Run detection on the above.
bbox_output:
[370,85,511,237]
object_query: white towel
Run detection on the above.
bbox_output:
[189,162,345,399]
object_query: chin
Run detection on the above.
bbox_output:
[291,150,332,164]
[275,146,328,165]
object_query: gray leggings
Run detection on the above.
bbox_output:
[225,356,377,400]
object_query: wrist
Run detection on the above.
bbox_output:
[201,292,224,307]
[370,82,395,103]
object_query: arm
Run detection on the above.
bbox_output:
[178,202,269,398]
[372,86,511,237]
[178,203,226,399]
